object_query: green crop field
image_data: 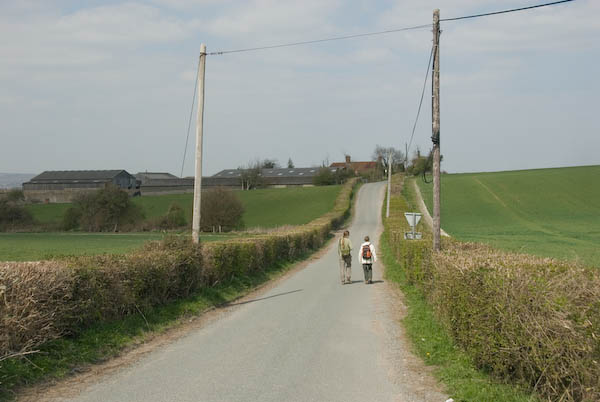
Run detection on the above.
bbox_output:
[5,185,342,261]
[417,165,600,267]
[0,233,240,262]
[25,185,342,229]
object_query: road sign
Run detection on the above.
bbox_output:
[404,212,422,240]
[404,212,422,228]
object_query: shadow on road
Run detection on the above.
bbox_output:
[224,289,303,307]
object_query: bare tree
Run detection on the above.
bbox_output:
[372,145,404,171]
[238,159,263,190]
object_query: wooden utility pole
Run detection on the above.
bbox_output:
[432,10,441,251]
[386,151,392,218]
[192,44,207,244]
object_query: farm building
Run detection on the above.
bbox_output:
[22,170,139,203]
[207,167,339,188]
[135,172,194,195]
[330,155,378,175]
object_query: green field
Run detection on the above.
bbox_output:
[0,233,241,261]
[417,165,600,267]
[4,185,342,261]
[25,185,342,229]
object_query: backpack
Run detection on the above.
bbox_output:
[362,244,372,260]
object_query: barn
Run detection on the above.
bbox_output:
[23,170,139,203]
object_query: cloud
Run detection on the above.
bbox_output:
[205,0,340,40]
[0,2,198,69]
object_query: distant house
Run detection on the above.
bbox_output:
[206,167,339,188]
[330,155,377,175]
[23,170,139,203]
[135,172,194,195]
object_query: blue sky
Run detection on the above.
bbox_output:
[1,0,598,176]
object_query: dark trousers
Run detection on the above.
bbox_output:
[362,263,372,282]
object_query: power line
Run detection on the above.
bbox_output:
[180,58,200,178]
[441,0,574,22]
[207,24,431,56]
[207,0,575,56]
[406,44,434,164]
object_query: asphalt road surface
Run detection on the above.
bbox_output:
[58,182,447,402]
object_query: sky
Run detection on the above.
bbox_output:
[1,0,598,176]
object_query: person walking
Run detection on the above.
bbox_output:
[338,230,353,284]
[358,235,377,284]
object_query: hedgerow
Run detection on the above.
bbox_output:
[385,175,600,401]
[0,179,357,365]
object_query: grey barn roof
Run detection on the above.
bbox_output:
[135,172,178,180]
[27,170,130,183]
[212,167,338,178]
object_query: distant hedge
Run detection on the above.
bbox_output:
[0,179,357,363]
[385,175,600,401]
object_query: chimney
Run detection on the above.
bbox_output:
[345,155,351,164]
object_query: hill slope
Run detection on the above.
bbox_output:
[417,165,600,267]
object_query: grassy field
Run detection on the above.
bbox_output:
[417,165,600,267]
[25,185,342,229]
[0,233,240,261]
[5,185,342,261]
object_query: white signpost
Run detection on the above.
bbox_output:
[404,212,422,240]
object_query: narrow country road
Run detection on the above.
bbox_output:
[52,182,447,402]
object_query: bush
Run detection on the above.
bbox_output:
[158,203,187,229]
[385,175,600,401]
[313,167,353,186]
[201,187,244,232]
[63,185,144,232]
[0,198,33,229]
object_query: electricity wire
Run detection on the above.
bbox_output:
[440,0,574,22]
[207,0,575,56]
[207,24,431,55]
[406,44,434,166]
[179,58,200,178]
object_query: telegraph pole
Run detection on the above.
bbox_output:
[432,10,441,251]
[192,44,207,244]
[386,151,392,218]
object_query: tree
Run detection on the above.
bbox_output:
[238,159,263,190]
[0,195,33,229]
[261,159,278,169]
[201,187,244,231]
[372,145,405,173]
[406,149,442,176]
[287,158,294,168]
[63,185,144,232]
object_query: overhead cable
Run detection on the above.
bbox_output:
[207,24,431,55]
[180,58,200,178]
[441,0,574,22]
[406,44,434,165]
[207,0,575,56]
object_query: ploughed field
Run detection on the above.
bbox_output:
[417,165,600,267]
[2,185,341,261]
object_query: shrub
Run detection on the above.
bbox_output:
[158,203,187,229]
[0,198,33,229]
[385,174,600,401]
[63,185,144,232]
[201,187,244,232]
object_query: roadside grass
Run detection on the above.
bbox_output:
[0,233,238,262]
[382,180,537,402]
[417,165,600,267]
[0,251,318,401]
